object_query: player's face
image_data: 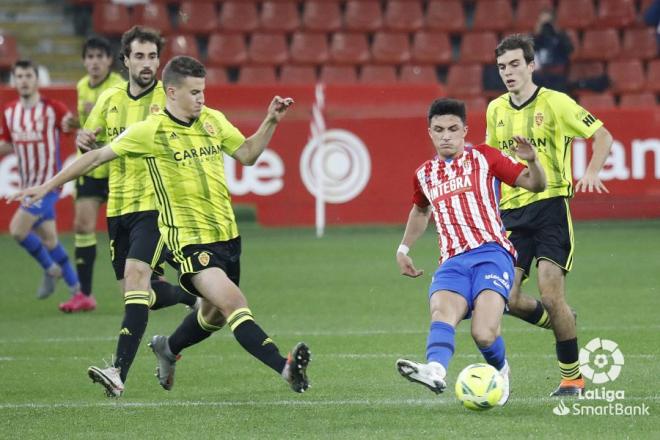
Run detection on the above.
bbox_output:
[83,48,113,80]
[124,40,159,88]
[496,48,534,94]
[171,76,205,120]
[428,114,467,159]
[13,67,39,99]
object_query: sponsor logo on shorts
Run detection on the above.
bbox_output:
[484,272,510,290]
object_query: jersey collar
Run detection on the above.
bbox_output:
[88,72,113,89]
[164,108,195,127]
[508,86,541,110]
[127,79,158,101]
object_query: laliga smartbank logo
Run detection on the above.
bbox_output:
[552,338,650,417]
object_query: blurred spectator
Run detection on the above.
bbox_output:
[532,9,573,92]
[644,0,660,55]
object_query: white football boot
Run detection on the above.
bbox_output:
[396,359,447,394]
[498,359,510,406]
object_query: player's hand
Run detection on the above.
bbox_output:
[512,135,538,162]
[397,254,424,278]
[62,113,79,133]
[5,184,49,207]
[267,96,294,123]
[576,171,609,193]
[76,127,102,152]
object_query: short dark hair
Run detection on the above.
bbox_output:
[428,98,466,125]
[120,25,163,60]
[13,59,38,77]
[82,36,113,59]
[495,34,535,63]
[162,56,206,87]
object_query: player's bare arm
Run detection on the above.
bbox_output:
[62,112,79,133]
[512,135,546,193]
[232,96,294,166]
[76,127,103,152]
[7,145,118,206]
[575,126,613,194]
[396,204,432,278]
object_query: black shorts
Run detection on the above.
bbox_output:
[75,176,109,201]
[107,210,165,280]
[178,237,241,297]
[501,197,574,279]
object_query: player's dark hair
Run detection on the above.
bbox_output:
[162,56,206,87]
[495,34,535,63]
[13,59,38,77]
[82,36,113,59]
[428,98,466,125]
[120,25,163,60]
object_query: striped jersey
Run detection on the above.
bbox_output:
[76,71,123,180]
[109,107,246,260]
[486,87,603,209]
[84,80,166,217]
[0,97,69,188]
[412,145,526,263]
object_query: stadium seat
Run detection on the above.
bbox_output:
[607,60,645,94]
[371,32,411,65]
[248,33,288,65]
[205,67,228,85]
[0,33,18,69]
[446,64,483,96]
[578,29,621,61]
[459,32,498,64]
[384,0,423,32]
[460,96,487,113]
[472,0,514,32]
[360,65,398,83]
[619,92,657,108]
[320,65,358,84]
[411,31,451,65]
[578,92,615,109]
[426,0,466,33]
[177,1,218,35]
[133,3,172,35]
[329,33,370,65]
[219,1,259,33]
[92,3,130,36]
[556,0,595,29]
[238,65,277,84]
[290,32,329,65]
[513,0,554,32]
[163,34,200,60]
[302,1,342,32]
[595,0,636,28]
[565,29,581,60]
[568,61,605,84]
[621,28,658,61]
[280,65,317,84]
[206,33,247,66]
[345,0,383,32]
[400,64,437,84]
[260,1,300,33]
[645,60,660,92]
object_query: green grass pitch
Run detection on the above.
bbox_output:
[0,221,658,439]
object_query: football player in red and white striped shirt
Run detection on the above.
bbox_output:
[0,59,81,300]
[394,98,546,405]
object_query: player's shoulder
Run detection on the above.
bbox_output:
[107,72,124,86]
[486,93,510,112]
[1,98,19,111]
[41,96,69,111]
[97,81,129,103]
[76,75,89,90]
[538,87,576,106]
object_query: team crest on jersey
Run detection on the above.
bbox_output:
[198,251,210,267]
[203,122,216,136]
[535,112,544,126]
[150,104,161,114]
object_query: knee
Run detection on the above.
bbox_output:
[124,264,153,290]
[41,236,58,250]
[472,327,497,348]
[73,216,93,234]
[10,229,26,242]
[201,307,226,328]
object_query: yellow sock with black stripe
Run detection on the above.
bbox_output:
[114,290,150,382]
[168,308,220,355]
[557,337,582,381]
[228,307,287,373]
[74,233,97,296]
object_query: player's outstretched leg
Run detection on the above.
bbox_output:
[396,359,447,394]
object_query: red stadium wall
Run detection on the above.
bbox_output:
[0,85,659,230]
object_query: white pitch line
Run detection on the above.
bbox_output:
[0,395,658,411]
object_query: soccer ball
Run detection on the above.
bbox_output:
[454,363,504,411]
